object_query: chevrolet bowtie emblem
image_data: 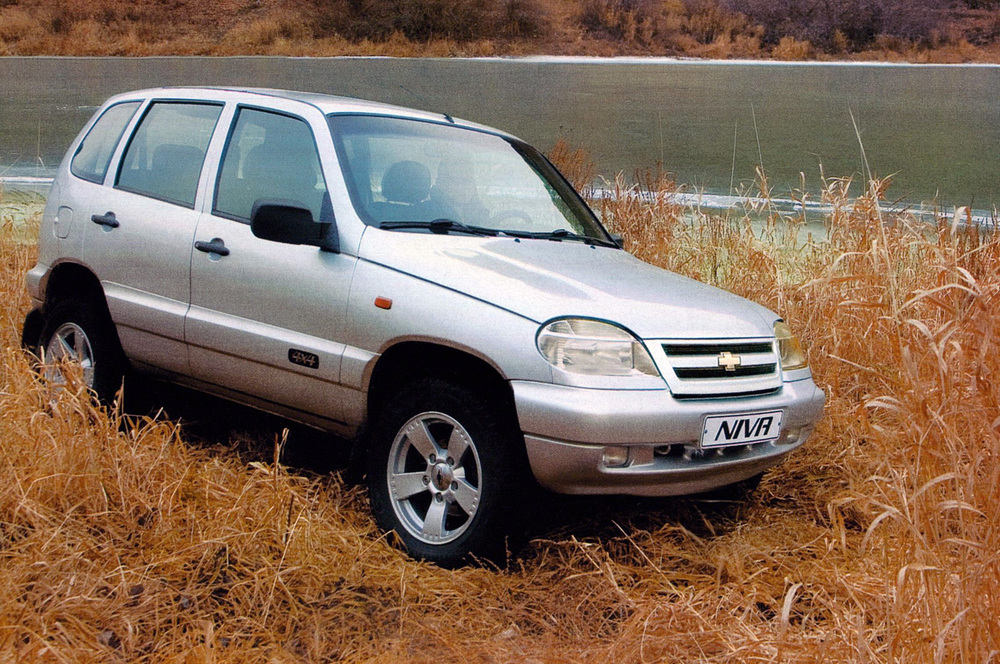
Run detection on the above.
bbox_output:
[718,351,742,372]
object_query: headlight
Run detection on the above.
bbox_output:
[774,320,808,371]
[537,318,659,377]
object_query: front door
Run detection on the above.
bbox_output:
[186,106,356,425]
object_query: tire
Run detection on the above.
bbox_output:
[38,298,126,405]
[367,378,518,567]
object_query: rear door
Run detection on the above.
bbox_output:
[187,104,356,426]
[79,100,224,374]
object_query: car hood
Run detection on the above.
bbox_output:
[358,230,778,339]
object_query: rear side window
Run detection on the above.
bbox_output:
[116,102,223,208]
[70,101,141,184]
[214,108,329,223]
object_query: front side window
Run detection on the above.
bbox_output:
[70,101,141,184]
[116,102,223,208]
[329,115,608,241]
[215,108,329,223]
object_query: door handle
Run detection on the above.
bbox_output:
[195,238,230,257]
[91,211,119,228]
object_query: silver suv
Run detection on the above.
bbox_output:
[23,87,825,565]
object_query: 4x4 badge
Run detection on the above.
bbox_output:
[288,349,319,369]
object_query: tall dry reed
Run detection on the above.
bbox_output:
[1,158,998,661]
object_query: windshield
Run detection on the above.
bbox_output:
[328,115,611,241]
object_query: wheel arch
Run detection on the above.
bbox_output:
[37,261,126,364]
[365,340,518,432]
[42,261,109,314]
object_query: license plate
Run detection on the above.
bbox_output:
[701,410,783,448]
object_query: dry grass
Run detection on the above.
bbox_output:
[2,158,1000,661]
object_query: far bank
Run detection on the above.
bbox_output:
[1,0,999,63]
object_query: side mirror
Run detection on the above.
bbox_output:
[610,233,624,248]
[250,199,339,253]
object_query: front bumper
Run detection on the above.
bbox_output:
[512,378,825,497]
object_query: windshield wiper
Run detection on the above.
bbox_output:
[379,219,498,237]
[500,228,618,247]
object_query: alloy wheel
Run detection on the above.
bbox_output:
[386,411,483,545]
[44,322,96,389]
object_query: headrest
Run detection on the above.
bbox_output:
[381,160,431,205]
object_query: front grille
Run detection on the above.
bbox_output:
[673,364,776,380]
[657,338,781,397]
[663,342,773,357]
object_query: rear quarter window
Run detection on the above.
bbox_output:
[70,101,141,184]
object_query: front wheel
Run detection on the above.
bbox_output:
[368,379,518,566]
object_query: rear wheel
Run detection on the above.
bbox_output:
[368,378,517,566]
[38,298,125,404]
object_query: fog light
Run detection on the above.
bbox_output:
[776,427,800,445]
[602,446,629,468]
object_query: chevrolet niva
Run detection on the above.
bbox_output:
[23,87,825,565]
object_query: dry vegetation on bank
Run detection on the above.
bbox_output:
[1,158,999,661]
[0,0,998,61]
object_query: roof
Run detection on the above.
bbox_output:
[102,86,513,138]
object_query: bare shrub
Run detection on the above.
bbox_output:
[578,0,757,49]
[495,0,548,39]
[683,0,757,44]
[314,0,548,42]
[0,7,47,43]
[772,35,814,59]
[546,138,597,192]
[723,0,948,50]
[222,11,314,51]
[578,0,658,41]
[963,10,1000,46]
